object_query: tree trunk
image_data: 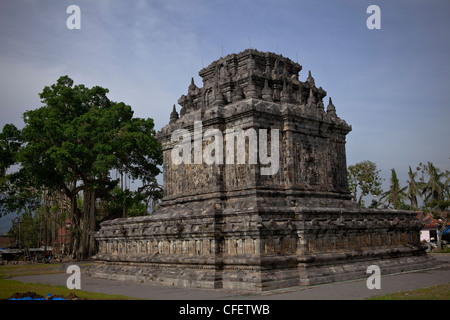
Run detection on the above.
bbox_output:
[44,199,49,258]
[71,200,81,259]
[358,192,365,208]
[81,187,97,259]
[88,189,97,257]
[69,183,82,260]
[121,170,126,218]
[411,196,418,211]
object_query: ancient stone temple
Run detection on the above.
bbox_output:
[89,49,433,291]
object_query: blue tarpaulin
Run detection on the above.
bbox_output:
[9,293,66,300]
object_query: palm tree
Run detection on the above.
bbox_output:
[444,169,450,199]
[422,162,446,206]
[380,168,407,209]
[406,166,421,210]
[418,163,449,251]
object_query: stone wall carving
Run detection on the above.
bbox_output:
[89,49,433,291]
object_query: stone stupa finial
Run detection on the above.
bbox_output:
[327,97,337,118]
[170,104,179,122]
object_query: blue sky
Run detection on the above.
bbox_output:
[0,0,449,233]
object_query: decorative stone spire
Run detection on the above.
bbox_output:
[179,95,188,116]
[214,83,225,106]
[261,79,273,101]
[245,73,258,98]
[188,77,197,93]
[307,70,315,86]
[248,51,256,71]
[272,57,280,79]
[296,86,305,105]
[317,97,325,113]
[170,104,179,123]
[232,82,244,102]
[272,84,280,101]
[280,81,290,103]
[264,64,271,75]
[307,88,316,107]
[283,63,288,77]
[327,97,337,118]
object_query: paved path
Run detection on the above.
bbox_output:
[10,254,450,300]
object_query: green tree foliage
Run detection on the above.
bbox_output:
[7,210,38,249]
[0,124,21,176]
[380,168,407,209]
[417,162,450,250]
[406,165,420,210]
[0,124,42,215]
[0,76,162,259]
[347,160,449,250]
[420,162,448,206]
[347,160,383,207]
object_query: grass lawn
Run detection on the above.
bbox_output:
[0,263,67,279]
[0,262,137,300]
[0,278,137,300]
[369,282,450,300]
